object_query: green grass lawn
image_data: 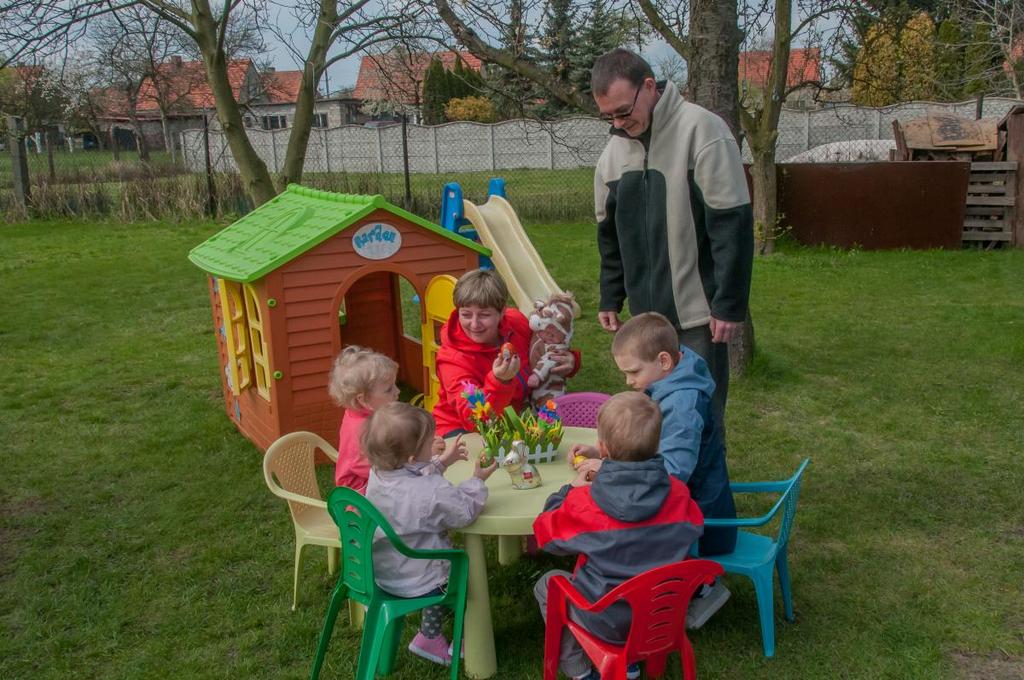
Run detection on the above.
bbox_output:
[1,219,1023,679]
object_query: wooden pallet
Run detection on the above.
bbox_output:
[963,161,1016,244]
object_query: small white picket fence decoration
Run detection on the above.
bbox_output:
[490,442,558,466]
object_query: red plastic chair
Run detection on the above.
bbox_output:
[554,392,612,428]
[544,559,724,680]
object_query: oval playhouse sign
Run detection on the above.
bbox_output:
[352,222,402,260]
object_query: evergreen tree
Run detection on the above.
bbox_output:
[963,21,998,96]
[488,0,538,119]
[536,0,575,117]
[934,19,963,101]
[449,55,484,100]
[899,12,936,101]
[852,20,901,105]
[421,58,448,125]
[569,0,625,99]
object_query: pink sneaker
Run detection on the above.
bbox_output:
[408,632,452,666]
[448,638,464,659]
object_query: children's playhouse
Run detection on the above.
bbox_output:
[188,185,490,450]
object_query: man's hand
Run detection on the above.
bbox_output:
[597,311,620,332]
[710,317,740,343]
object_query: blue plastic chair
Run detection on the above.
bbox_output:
[697,459,810,658]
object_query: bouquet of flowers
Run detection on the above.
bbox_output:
[460,382,564,465]
[460,381,508,464]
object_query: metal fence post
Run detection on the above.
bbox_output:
[548,125,555,169]
[270,130,278,172]
[401,114,411,208]
[202,112,216,217]
[376,126,384,173]
[323,127,331,174]
[432,126,440,174]
[7,115,30,212]
[875,109,883,140]
[489,125,496,171]
[803,110,811,153]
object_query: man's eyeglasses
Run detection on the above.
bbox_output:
[599,86,642,122]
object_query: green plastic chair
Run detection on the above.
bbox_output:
[310,486,469,680]
[694,458,810,658]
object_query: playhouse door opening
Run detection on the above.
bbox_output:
[337,270,425,399]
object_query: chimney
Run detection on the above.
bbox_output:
[170,55,183,67]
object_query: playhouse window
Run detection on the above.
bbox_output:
[217,279,253,396]
[243,283,272,401]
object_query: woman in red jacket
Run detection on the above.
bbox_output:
[433,269,580,437]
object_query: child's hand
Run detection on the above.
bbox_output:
[570,465,595,487]
[568,444,600,468]
[474,455,499,481]
[492,351,521,383]
[438,434,468,468]
[575,458,603,480]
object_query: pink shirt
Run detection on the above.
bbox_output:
[335,408,371,492]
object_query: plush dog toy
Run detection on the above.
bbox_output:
[527,292,577,406]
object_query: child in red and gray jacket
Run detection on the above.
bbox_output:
[532,392,705,680]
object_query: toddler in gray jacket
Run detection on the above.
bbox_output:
[363,402,498,666]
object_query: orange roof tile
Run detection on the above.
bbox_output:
[739,48,821,90]
[259,69,306,104]
[133,58,252,112]
[353,50,482,105]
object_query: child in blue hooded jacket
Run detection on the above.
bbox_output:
[572,311,737,628]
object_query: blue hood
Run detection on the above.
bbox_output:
[647,344,716,403]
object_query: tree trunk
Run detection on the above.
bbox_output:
[686,0,753,376]
[750,143,779,255]
[129,113,151,162]
[280,0,335,187]
[45,129,55,181]
[685,0,742,141]
[110,127,120,161]
[161,112,175,162]
[192,0,277,206]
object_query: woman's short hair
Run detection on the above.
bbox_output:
[453,268,508,311]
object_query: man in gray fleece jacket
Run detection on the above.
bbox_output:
[590,48,754,425]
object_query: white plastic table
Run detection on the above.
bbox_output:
[445,426,597,679]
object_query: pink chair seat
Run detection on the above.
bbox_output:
[554,392,611,428]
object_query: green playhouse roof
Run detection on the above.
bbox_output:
[188,184,490,282]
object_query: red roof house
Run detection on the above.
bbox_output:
[353,50,482,105]
[259,69,307,104]
[739,48,821,90]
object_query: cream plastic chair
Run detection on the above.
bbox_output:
[263,431,343,611]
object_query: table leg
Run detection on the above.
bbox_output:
[463,534,497,679]
[497,535,521,565]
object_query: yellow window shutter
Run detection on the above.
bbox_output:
[217,279,253,395]
[243,284,272,400]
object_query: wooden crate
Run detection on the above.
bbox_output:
[963,161,1016,245]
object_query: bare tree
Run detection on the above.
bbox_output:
[88,7,190,161]
[431,0,598,112]
[954,0,1024,98]
[1,0,425,206]
[0,61,68,150]
[736,1,854,255]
